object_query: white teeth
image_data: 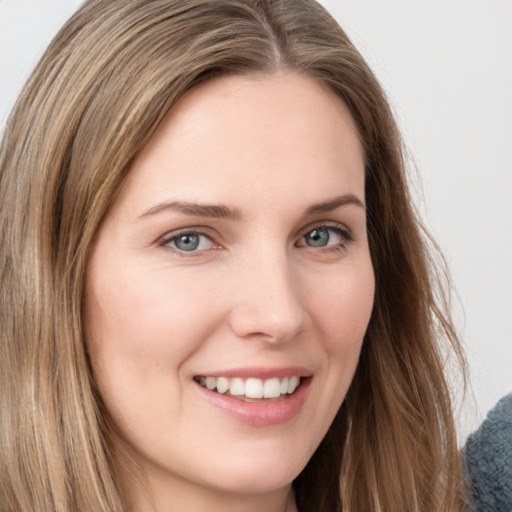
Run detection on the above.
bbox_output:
[287,376,300,394]
[264,378,281,398]
[205,376,217,390]
[280,376,289,394]
[230,377,245,396]
[198,375,303,398]
[245,378,263,398]
[216,377,229,394]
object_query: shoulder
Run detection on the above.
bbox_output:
[463,393,512,512]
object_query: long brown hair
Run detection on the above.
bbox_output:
[0,1,466,511]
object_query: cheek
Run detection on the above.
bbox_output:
[85,265,219,364]
[295,261,374,449]
[83,265,222,425]
[309,262,375,355]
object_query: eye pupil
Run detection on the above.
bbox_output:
[306,228,329,247]
[175,234,200,251]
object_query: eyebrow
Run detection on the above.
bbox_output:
[138,201,243,220]
[304,194,365,215]
[137,194,364,221]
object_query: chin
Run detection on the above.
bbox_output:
[207,468,298,496]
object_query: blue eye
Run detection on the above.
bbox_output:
[304,228,330,247]
[163,232,214,252]
[299,225,352,249]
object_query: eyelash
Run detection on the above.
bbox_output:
[159,224,354,256]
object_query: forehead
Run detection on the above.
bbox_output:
[113,71,365,217]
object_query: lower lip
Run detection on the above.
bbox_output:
[195,378,311,426]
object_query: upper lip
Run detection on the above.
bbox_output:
[194,366,313,380]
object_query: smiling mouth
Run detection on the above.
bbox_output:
[194,375,303,402]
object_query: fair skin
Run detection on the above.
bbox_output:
[84,72,375,512]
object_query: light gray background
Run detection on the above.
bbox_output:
[1,0,510,439]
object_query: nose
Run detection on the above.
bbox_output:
[228,250,310,344]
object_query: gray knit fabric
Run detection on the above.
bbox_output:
[463,393,512,512]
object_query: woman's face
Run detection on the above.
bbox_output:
[84,72,374,508]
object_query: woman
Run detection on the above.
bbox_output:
[0,1,466,511]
